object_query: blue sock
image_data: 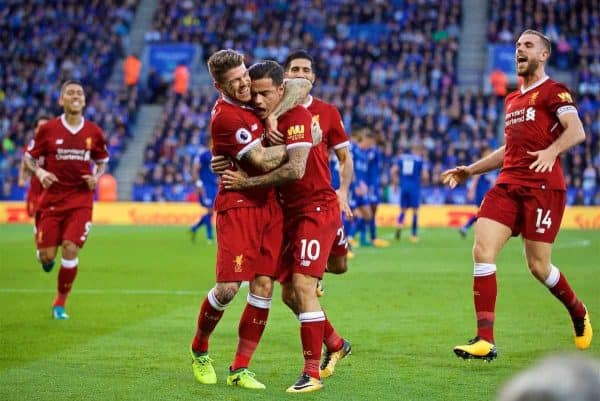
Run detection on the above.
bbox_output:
[463,215,477,230]
[397,211,406,226]
[357,218,368,245]
[369,218,377,240]
[412,212,418,237]
[190,216,204,232]
[345,217,356,238]
[204,213,214,240]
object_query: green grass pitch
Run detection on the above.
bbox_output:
[0,224,598,401]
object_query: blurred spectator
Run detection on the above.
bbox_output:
[147,67,168,103]
[173,63,190,98]
[123,53,142,88]
[497,353,600,401]
[490,69,508,96]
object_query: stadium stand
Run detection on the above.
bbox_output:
[0,0,140,199]
[487,0,599,204]
[1,1,597,204]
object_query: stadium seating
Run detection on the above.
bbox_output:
[0,0,140,199]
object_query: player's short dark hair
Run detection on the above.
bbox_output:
[248,60,284,86]
[521,29,552,56]
[207,49,245,84]
[284,50,314,71]
[35,115,51,125]
[60,80,84,95]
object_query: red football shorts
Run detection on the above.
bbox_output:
[215,202,283,282]
[279,206,340,283]
[256,200,284,278]
[478,183,566,243]
[36,207,93,249]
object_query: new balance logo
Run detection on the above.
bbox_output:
[526,107,536,121]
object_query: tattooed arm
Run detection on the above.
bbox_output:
[23,154,58,188]
[221,145,310,190]
[242,143,289,172]
[270,78,312,119]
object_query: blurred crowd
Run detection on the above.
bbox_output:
[139,0,598,205]
[0,0,140,199]
[1,1,598,204]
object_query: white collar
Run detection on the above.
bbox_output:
[302,95,313,108]
[60,114,85,135]
[521,75,549,94]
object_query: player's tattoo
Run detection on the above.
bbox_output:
[243,145,309,188]
[214,285,239,304]
[23,153,39,175]
[244,144,288,172]
[94,161,107,179]
[271,78,312,119]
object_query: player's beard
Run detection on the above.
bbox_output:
[517,58,539,78]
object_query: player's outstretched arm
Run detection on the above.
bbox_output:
[527,112,585,173]
[222,146,309,190]
[441,146,505,189]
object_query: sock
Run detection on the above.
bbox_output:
[191,288,229,354]
[463,215,477,230]
[323,315,344,352]
[368,218,377,241]
[544,265,586,319]
[299,311,325,379]
[231,293,271,370]
[357,218,367,245]
[190,216,203,232]
[345,217,356,238]
[204,212,214,240]
[411,212,418,237]
[397,211,406,226]
[473,263,497,343]
[53,258,78,307]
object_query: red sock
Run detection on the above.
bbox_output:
[546,266,585,319]
[191,289,226,354]
[231,294,271,370]
[53,259,78,307]
[323,316,344,352]
[473,263,497,343]
[299,311,325,379]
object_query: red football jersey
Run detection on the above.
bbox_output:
[305,96,349,150]
[498,77,577,190]
[277,105,338,213]
[25,115,109,211]
[210,96,273,211]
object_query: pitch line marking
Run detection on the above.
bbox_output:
[0,288,203,296]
